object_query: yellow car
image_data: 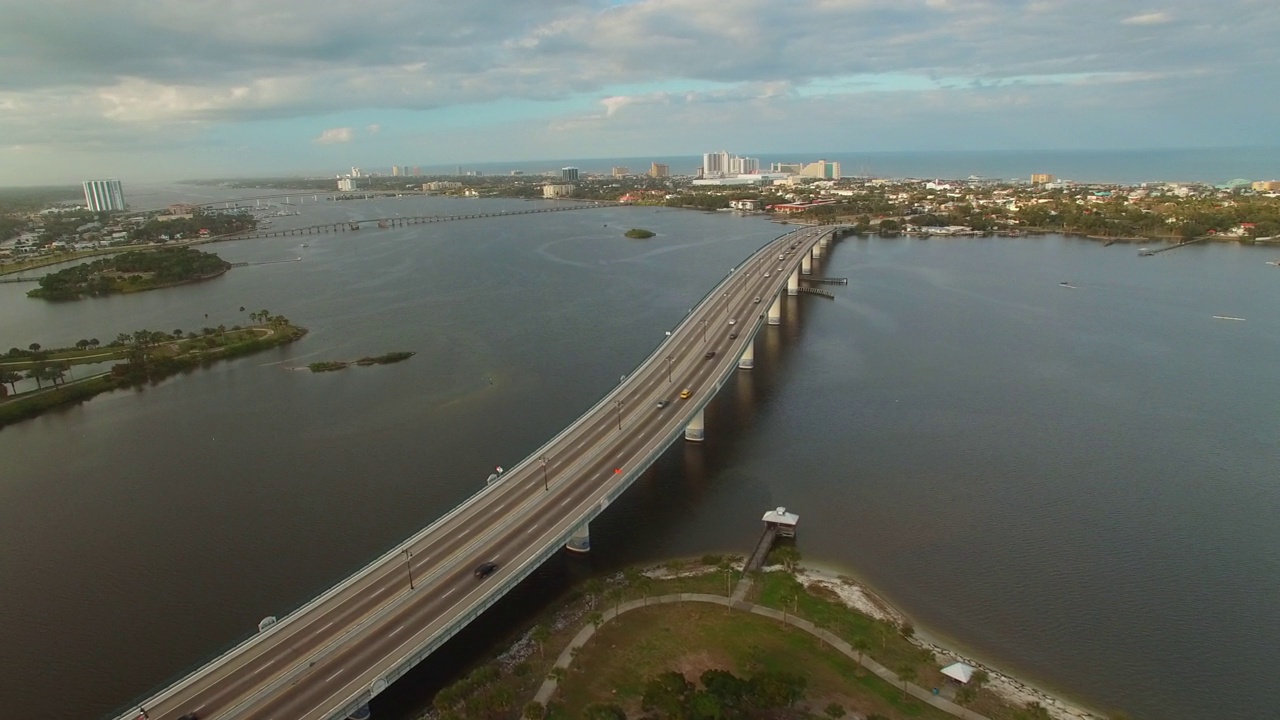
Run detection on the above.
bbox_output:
[680,388,692,399]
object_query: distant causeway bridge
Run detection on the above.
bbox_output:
[218,203,617,242]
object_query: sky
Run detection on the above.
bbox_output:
[1,0,1277,186]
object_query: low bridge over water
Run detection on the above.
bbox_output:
[117,224,847,720]
[220,203,617,242]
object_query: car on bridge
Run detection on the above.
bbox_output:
[474,561,499,579]
[656,399,668,409]
[728,319,736,325]
[704,350,716,359]
[753,296,761,304]
[680,388,692,399]
[729,332,738,339]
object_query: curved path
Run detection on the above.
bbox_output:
[534,590,988,720]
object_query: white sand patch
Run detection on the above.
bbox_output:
[791,564,1104,720]
[785,566,904,624]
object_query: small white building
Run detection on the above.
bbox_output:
[761,506,799,538]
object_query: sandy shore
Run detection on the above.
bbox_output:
[787,564,1107,720]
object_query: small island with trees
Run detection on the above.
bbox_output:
[27,247,231,300]
[307,351,415,373]
[624,228,655,239]
[0,310,305,428]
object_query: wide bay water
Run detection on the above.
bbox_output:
[1,193,1278,720]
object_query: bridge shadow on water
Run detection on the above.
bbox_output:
[372,281,822,719]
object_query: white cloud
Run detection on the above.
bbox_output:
[1122,11,1173,25]
[313,127,354,144]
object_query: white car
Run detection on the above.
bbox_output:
[728,318,736,325]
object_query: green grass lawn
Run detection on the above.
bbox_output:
[553,602,961,720]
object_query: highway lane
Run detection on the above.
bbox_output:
[136,225,834,720]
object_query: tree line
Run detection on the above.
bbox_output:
[29,247,231,299]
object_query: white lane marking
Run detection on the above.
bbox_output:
[388,624,406,636]
[443,587,456,597]
[325,668,345,683]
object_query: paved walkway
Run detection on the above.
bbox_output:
[532,591,988,719]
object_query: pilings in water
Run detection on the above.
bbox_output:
[684,408,705,442]
[566,522,591,553]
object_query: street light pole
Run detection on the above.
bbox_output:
[666,355,673,382]
[701,320,708,343]
[403,548,415,590]
[615,399,624,430]
[540,456,549,491]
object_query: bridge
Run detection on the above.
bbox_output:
[119,224,844,720]
[219,204,615,242]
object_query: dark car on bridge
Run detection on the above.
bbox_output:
[704,350,716,359]
[474,561,499,579]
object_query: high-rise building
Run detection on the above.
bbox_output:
[612,166,630,177]
[1031,173,1055,184]
[337,178,357,192]
[702,151,759,178]
[82,179,126,212]
[391,166,401,177]
[350,167,363,178]
[798,160,841,180]
[561,167,579,181]
[543,184,575,198]
[649,162,670,178]
[412,166,421,177]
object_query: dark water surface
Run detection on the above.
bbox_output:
[2,196,1277,720]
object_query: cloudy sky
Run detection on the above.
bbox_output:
[1,0,1276,185]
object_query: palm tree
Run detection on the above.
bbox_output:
[116,333,131,347]
[895,662,917,701]
[584,578,604,609]
[852,637,871,672]
[25,365,44,389]
[529,624,549,659]
[0,370,23,395]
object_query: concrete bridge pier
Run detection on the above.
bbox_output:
[738,341,754,369]
[566,522,591,553]
[685,408,705,442]
[346,703,372,720]
[801,253,812,275]
[788,269,800,296]
[768,296,782,325]
[812,242,822,259]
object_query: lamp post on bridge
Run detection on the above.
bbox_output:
[540,456,549,492]
[700,319,708,343]
[403,548,415,590]
[615,399,624,430]
[666,355,674,383]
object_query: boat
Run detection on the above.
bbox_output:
[348,222,360,231]
[377,220,390,229]
[300,243,308,247]
[1138,248,1155,256]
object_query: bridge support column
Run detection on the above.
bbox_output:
[801,253,812,275]
[788,269,799,296]
[684,408,705,442]
[566,522,591,553]
[768,296,782,325]
[346,703,372,720]
[812,242,822,259]
[738,341,754,370]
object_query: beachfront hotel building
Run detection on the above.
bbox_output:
[649,162,670,178]
[82,179,126,212]
[702,151,760,178]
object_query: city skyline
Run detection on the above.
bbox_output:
[1,0,1277,186]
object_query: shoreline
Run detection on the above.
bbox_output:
[784,561,1108,720]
